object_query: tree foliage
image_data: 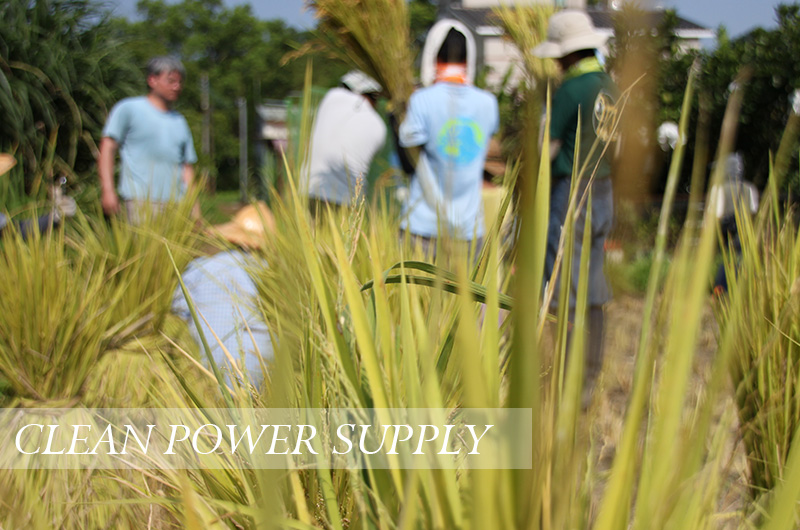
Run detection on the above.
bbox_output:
[114,0,346,190]
[0,0,141,194]
[633,3,800,196]
[409,0,438,48]
[699,4,800,191]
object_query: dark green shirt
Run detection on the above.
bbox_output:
[550,67,619,181]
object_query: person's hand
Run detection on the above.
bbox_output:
[190,201,201,221]
[190,202,204,230]
[190,202,206,231]
[101,189,120,216]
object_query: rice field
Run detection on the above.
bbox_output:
[2,2,800,528]
[0,140,796,529]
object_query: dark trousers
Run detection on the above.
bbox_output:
[0,214,56,240]
[563,305,606,387]
[546,176,613,388]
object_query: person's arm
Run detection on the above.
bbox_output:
[549,140,563,162]
[547,85,573,167]
[182,163,195,189]
[395,92,429,177]
[182,163,201,219]
[98,137,120,215]
[389,112,418,176]
[180,118,201,219]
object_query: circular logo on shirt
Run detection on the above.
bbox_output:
[436,118,484,166]
[593,91,620,143]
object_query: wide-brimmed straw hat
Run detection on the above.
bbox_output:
[532,10,608,59]
[210,201,276,250]
[0,154,16,177]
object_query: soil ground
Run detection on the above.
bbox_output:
[591,294,749,525]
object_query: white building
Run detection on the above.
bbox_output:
[438,0,713,90]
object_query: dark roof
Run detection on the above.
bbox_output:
[443,6,493,29]
[441,4,711,34]
[585,7,709,32]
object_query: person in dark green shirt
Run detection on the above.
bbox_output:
[533,10,620,394]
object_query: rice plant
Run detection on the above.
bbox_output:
[0,224,119,403]
[101,69,800,529]
[305,0,416,114]
[717,186,800,497]
[491,3,556,220]
[0,0,140,185]
[0,192,200,404]
[73,196,202,340]
[492,3,557,86]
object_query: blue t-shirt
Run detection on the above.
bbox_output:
[103,96,198,202]
[399,83,499,240]
[171,250,273,385]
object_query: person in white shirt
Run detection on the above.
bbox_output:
[301,71,387,212]
[711,152,759,294]
[711,152,758,223]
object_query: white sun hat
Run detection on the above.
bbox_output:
[532,10,608,59]
[341,70,382,95]
[419,18,477,87]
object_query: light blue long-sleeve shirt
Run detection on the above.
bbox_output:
[171,250,273,385]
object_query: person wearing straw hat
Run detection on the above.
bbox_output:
[396,21,499,254]
[98,56,198,224]
[0,154,76,239]
[301,70,387,214]
[533,10,619,390]
[171,202,276,386]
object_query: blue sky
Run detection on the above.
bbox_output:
[108,0,782,40]
[107,0,317,28]
[661,0,781,38]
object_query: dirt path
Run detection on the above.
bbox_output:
[589,294,749,524]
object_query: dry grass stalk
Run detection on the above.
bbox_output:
[492,3,557,86]
[304,0,415,114]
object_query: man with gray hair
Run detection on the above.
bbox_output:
[98,56,198,222]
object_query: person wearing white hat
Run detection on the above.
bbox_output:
[534,10,619,392]
[171,202,276,387]
[301,70,387,212]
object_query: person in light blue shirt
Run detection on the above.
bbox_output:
[398,24,499,244]
[171,250,272,386]
[99,56,198,222]
[171,202,276,387]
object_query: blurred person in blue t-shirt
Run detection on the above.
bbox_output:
[171,202,276,388]
[98,56,198,224]
[395,20,499,254]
